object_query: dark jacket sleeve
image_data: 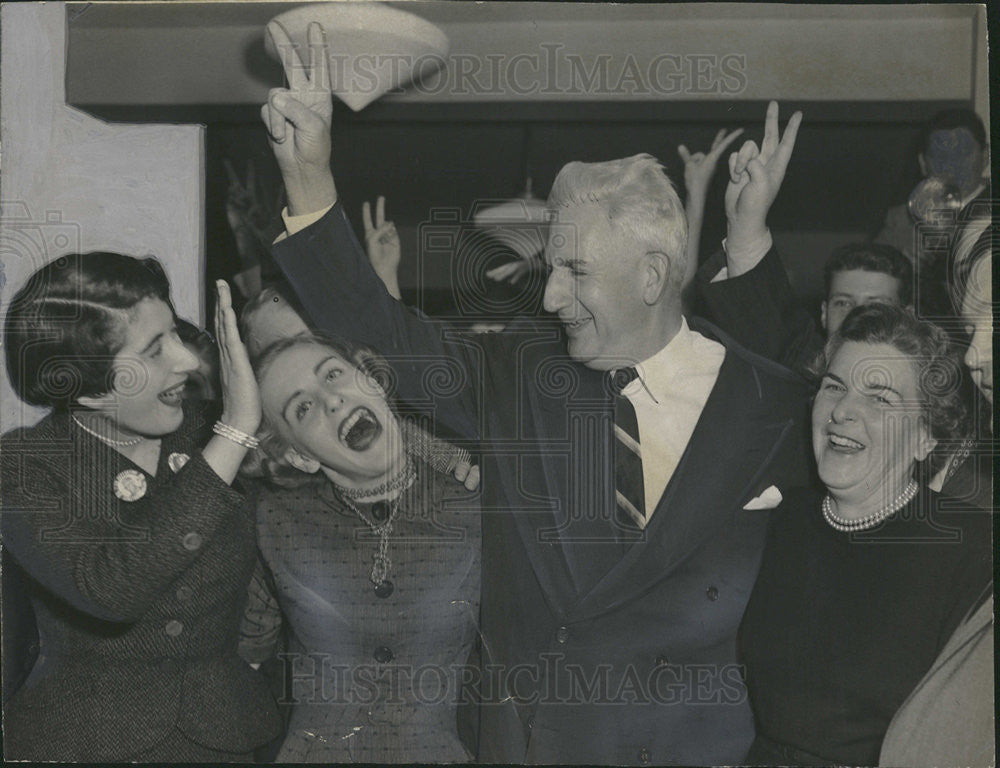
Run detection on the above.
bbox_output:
[696,247,824,380]
[1,434,245,624]
[272,203,495,441]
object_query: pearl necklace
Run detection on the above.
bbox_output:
[336,455,416,501]
[822,479,919,532]
[71,414,144,448]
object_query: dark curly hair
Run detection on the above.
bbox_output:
[818,304,970,464]
[239,331,398,487]
[4,252,173,409]
[824,243,913,306]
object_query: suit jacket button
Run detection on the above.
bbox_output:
[638,747,651,765]
[706,585,720,601]
[527,715,535,729]
[165,619,184,637]
[555,626,569,644]
[655,655,669,667]
[373,645,394,664]
[182,532,203,551]
[176,585,193,601]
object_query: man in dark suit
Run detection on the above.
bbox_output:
[260,23,810,764]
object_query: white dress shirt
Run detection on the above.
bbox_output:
[621,318,725,520]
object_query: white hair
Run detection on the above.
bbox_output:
[547,153,688,290]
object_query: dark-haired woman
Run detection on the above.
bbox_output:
[1,253,281,761]
[739,304,991,766]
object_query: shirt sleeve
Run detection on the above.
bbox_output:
[275,204,335,243]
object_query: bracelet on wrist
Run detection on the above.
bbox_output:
[213,421,260,450]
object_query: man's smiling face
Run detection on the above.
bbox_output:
[542,203,651,370]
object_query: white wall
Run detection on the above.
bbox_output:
[0,2,205,432]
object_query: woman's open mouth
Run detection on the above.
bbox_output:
[158,381,187,407]
[339,406,382,451]
[828,432,864,453]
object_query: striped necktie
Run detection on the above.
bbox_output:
[608,366,646,529]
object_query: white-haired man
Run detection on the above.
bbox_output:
[260,22,809,765]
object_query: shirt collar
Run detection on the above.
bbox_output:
[623,317,697,401]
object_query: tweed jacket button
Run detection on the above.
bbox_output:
[555,626,569,644]
[638,747,651,764]
[176,585,193,601]
[706,585,720,601]
[373,645,394,663]
[182,532,203,551]
[526,715,535,729]
[165,619,184,637]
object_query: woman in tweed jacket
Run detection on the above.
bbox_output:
[237,327,482,763]
[1,253,281,761]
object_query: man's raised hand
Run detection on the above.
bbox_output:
[261,20,337,215]
[724,101,802,249]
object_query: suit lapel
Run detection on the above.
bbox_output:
[568,349,795,621]
[514,359,623,607]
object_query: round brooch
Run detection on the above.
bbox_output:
[167,452,191,474]
[113,469,147,502]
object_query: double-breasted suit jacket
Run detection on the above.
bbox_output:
[0,404,281,761]
[272,204,811,765]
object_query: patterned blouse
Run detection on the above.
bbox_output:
[241,457,481,763]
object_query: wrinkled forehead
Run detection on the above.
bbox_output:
[544,203,613,264]
[827,341,922,397]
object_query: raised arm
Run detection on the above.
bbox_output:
[723,101,801,276]
[695,102,820,378]
[677,127,744,305]
[261,21,484,440]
